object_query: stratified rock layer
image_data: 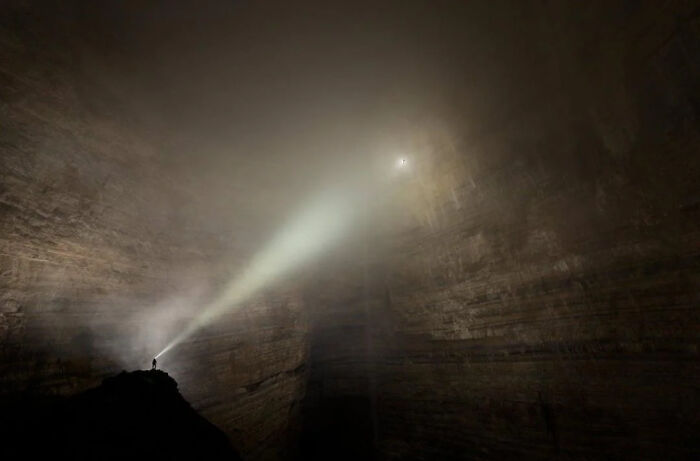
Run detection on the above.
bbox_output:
[0,5,308,458]
[302,2,700,460]
[1,2,699,460]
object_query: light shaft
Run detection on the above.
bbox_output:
[155,189,356,359]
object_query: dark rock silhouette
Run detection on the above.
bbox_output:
[1,370,240,460]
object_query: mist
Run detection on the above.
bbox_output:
[6,1,696,458]
[8,0,490,371]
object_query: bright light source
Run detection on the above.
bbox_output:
[154,159,401,360]
[154,188,357,359]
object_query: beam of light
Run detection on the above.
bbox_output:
[155,187,357,359]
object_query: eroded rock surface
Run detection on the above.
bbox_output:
[1,1,699,460]
[0,4,309,458]
[300,2,700,460]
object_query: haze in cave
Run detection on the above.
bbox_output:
[0,1,698,460]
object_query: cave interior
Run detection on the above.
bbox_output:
[0,1,699,460]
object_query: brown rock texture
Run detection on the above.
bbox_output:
[0,4,309,458]
[302,2,700,460]
[1,1,699,460]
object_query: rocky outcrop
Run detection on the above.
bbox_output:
[1,369,240,460]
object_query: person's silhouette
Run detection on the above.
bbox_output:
[152,358,157,370]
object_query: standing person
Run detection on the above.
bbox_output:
[152,357,157,370]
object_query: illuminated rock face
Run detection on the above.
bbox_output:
[0,7,309,458]
[1,2,699,461]
[301,3,700,460]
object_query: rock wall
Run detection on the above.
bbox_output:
[0,5,309,459]
[303,1,700,459]
[2,2,699,460]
